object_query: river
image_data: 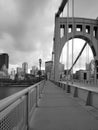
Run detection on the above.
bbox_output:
[0,87,26,100]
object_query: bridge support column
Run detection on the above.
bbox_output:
[54,17,61,81]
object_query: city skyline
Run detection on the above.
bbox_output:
[0,0,98,71]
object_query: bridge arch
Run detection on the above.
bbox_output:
[53,17,98,81]
[59,34,98,61]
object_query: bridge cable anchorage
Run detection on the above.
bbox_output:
[69,42,87,73]
[66,0,69,84]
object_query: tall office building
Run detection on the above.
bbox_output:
[45,61,53,79]
[0,53,9,70]
[17,67,23,75]
[22,62,28,74]
[30,66,38,75]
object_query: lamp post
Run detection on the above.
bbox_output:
[39,59,42,81]
[39,59,42,71]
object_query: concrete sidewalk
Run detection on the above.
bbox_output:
[30,81,98,130]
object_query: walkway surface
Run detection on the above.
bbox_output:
[30,81,98,130]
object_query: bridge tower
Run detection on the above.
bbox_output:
[52,1,98,82]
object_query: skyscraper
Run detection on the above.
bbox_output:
[22,62,28,74]
[0,53,9,70]
[30,66,38,76]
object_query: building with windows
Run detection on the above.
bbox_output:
[30,66,38,76]
[86,60,95,83]
[16,67,24,80]
[0,53,9,79]
[22,62,28,74]
[45,61,53,79]
[75,69,90,82]
[17,67,23,75]
[10,69,16,80]
[0,53,9,70]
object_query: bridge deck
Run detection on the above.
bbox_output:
[30,81,98,130]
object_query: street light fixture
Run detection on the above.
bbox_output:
[39,58,42,71]
[39,59,42,81]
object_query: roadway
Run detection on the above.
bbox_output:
[29,80,98,130]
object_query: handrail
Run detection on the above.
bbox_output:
[53,80,98,108]
[0,80,44,112]
[58,81,98,93]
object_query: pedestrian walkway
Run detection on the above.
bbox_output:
[29,81,98,130]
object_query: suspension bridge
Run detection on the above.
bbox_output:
[51,0,98,83]
[0,0,98,130]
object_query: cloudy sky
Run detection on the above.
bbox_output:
[0,0,98,72]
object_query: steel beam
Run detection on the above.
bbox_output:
[69,42,87,73]
[56,0,68,17]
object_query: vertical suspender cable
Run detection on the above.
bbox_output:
[71,0,74,83]
[86,44,88,64]
[87,42,89,84]
[61,12,63,64]
[88,44,90,83]
[79,50,81,70]
[67,0,69,83]
[88,45,89,64]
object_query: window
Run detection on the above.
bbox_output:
[86,25,90,34]
[76,25,82,32]
[93,26,98,38]
[68,24,72,33]
[60,24,65,38]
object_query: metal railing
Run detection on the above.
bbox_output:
[52,80,98,109]
[0,80,45,130]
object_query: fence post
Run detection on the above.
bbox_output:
[39,84,41,98]
[63,84,66,90]
[36,86,38,107]
[26,92,30,130]
[86,91,92,106]
[67,85,70,93]
[74,87,78,97]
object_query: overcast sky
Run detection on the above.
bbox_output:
[0,0,98,71]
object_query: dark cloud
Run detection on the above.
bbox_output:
[0,0,59,68]
[16,0,49,17]
[0,0,51,53]
[0,0,96,70]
